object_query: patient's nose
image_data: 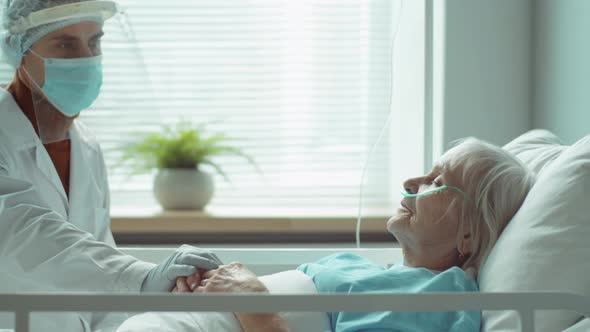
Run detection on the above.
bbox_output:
[403,178,419,195]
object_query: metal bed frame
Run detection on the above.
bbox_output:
[1,248,589,332]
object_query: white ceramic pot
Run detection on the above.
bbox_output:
[153,168,214,210]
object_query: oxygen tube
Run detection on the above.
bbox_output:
[356,0,404,248]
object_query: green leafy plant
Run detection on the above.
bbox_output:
[117,121,257,182]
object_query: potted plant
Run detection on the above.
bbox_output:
[117,121,256,210]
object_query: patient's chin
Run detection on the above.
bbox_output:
[387,210,410,234]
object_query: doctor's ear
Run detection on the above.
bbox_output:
[17,52,28,72]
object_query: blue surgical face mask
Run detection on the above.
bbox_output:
[27,50,103,117]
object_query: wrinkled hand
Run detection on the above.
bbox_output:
[173,264,288,332]
[174,262,268,294]
[172,270,203,293]
[196,262,267,293]
[141,245,223,292]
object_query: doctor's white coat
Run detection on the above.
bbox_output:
[0,89,155,331]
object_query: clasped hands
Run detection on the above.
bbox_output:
[168,254,291,331]
[140,245,266,294]
[172,261,268,294]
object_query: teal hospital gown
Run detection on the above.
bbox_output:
[297,253,480,332]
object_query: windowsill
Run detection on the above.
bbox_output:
[111,206,394,244]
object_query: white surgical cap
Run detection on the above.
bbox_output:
[0,0,114,67]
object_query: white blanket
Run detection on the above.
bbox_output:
[116,270,332,332]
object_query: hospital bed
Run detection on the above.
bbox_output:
[1,247,589,332]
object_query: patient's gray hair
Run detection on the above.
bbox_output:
[447,138,535,275]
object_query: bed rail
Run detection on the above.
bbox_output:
[1,292,589,332]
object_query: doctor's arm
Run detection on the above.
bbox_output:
[0,171,223,293]
[0,162,155,292]
[0,143,223,293]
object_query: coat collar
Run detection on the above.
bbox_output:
[0,88,39,150]
[1,88,101,216]
[0,88,98,152]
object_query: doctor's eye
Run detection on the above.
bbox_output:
[58,42,75,49]
[90,38,101,48]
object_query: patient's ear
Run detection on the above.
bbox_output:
[459,234,472,257]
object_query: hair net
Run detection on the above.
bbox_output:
[1,0,103,67]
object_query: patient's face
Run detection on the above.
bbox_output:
[387,146,468,269]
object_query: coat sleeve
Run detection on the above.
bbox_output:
[0,146,155,293]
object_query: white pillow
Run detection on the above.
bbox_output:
[116,270,331,332]
[479,131,590,332]
[503,129,567,174]
[563,318,590,332]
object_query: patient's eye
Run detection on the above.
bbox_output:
[433,176,443,186]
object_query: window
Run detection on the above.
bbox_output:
[0,0,426,217]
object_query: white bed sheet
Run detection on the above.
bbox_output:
[116,270,332,332]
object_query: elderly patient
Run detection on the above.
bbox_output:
[174,138,535,332]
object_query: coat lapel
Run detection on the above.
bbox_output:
[33,145,69,216]
[0,89,69,218]
[68,122,103,234]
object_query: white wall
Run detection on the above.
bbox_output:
[534,0,590,144]
[433,0,533,159]
[390,0,427,187]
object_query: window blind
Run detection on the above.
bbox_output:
[0,0,414,216]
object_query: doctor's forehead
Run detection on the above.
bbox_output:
[48,31,104,41]
[43,21,104,40]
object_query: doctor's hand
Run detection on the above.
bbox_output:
[141,245,222,292]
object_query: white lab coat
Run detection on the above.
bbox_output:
[0,89,155,331]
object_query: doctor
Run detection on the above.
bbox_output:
[0,0,221,330]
